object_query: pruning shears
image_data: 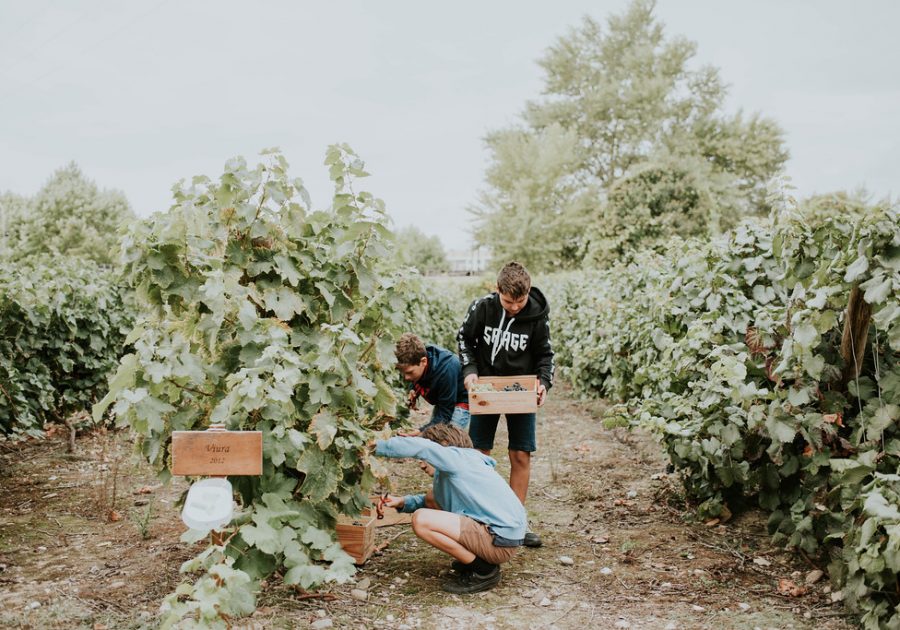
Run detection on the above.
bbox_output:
[375,489,389,520]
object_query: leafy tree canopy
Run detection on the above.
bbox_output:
[0,192,28,257]
[2,163,135,266]
[474,0,788,270]
[395,225,449,275]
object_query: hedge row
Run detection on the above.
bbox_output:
[0,259,134,437]
[547,200,900,628]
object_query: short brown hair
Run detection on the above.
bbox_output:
[395,332,426,365]
[497,261,531,298]
[421,424,473,448]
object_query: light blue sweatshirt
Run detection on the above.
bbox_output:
[375,436,526,545]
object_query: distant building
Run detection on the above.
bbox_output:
[446,246,491,275]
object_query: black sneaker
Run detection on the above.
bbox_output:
[523,531,543,548]
[450,559,469,573]
[441,565,501,594]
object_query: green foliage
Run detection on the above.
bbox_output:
[584,153,738,267]
[0,192,28,257]
[159,544,257,630]
[474,0,787,271]
[548,194,900,626]
[0,258,134,436]
[838,475,900,630]
[131,498,156,540]
[1,163,135,266]
[395,225,449,275]
[473,123,591,270]
[402,276,483,351]
[94,146,409,625]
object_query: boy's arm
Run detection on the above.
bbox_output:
[418,360,460,430]
[457,299,482,381]
[375,436,464,473]
[406,385,418,410]
[398,493,426,513]
[533,317,555,392]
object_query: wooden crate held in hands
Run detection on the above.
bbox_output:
[336,510,377,564]
[469,375,538,415]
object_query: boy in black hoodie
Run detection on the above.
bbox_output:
[457,261,554,548]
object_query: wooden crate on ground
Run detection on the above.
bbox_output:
[468,375,538,415]
[336,510,377,564]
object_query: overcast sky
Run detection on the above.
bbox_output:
[1,0,897,251]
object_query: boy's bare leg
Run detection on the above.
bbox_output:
[411,509,476,563]
[508,449,531,505]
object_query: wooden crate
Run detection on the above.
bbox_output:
[336,510,377,564]
[469,375,538,415]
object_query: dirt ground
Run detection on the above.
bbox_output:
[0,384,856,629]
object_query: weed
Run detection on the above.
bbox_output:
[547,438,560,483]
[131,499,155,540]
[93,436,124,520]
[99,461,120,512]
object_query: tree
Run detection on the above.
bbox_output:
[0,192,28,258]
[395,225,449,275]
[4,163,135,266]
[474,0,788,270]
[472,123,593,270]
[584,151,738,267]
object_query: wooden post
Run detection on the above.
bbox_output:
[171,425,263,541]
[841,284,872,387]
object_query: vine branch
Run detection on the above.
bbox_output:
[840,284,872,388]
[166,378,214,397]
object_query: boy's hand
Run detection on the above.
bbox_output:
[396,429,421,437]
[384,495,404,509]
[407,389,418,410]
[464,373,479,391]
[536,380,547,407]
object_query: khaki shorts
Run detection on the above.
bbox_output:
[458,516,519,565]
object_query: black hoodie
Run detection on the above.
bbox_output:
[457,287,555,391]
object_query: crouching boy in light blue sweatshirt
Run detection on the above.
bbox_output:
[375,424,526,594]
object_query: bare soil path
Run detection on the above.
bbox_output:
[0,385,855,629]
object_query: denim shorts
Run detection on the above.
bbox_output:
[468,412,536,453]
[450,405,471,431]
[424,405,470,432]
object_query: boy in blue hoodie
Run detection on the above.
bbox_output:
[457,261,554,548]
[395,332,470,433]
[376,423,526,594]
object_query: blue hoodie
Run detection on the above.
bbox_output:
[375,436,526,545]
[412,345,468,431]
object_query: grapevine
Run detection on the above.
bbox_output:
[94,146,409,626]
[546,197,900,628]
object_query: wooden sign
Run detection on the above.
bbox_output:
[171,430,263,476]
[469,375,538,415]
